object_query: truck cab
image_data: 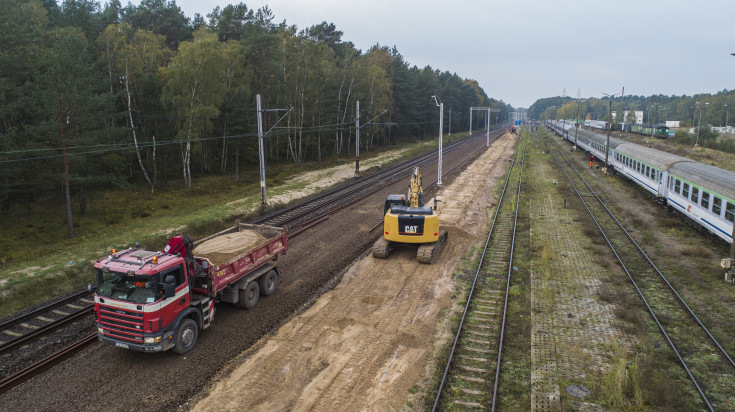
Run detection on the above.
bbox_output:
[93,248,213,354]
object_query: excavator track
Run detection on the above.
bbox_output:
[372,236,391,259]
[417,230,448,264]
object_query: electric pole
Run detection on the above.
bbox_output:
[256,94,293,208]
[602,92,620,174]
[355,100,360,177]
[256,94,266,207]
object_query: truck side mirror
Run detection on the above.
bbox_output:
[87,283,95,293]
[164,275,176,298]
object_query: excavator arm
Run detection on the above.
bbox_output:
[407,166,423,207]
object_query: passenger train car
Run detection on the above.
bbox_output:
[546,120,735,244]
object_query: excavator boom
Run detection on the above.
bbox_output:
[408,166,423,207]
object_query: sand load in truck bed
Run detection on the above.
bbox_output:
[193,230,267,267]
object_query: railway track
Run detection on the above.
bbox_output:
[432,128,527,410]
[0,289,93,356]
[0,126,509,395]
[543,129,735,411]
[252,129,499,228]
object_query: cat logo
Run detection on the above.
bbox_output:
[405,225,418,233]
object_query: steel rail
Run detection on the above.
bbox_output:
[0,305,94,355]
[289,127,506,237]
[253,130,498,227]
[491,128,527,411]
[0,333,97,394]
[0,289,91,330]
[543,133,714,411]
[548,136,735,370]
[432,128,524,411]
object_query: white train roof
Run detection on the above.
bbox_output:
[669,161,735,202]
[615,143,693,170]
[576,128,625,149]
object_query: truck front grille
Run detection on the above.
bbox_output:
[98,304,145,343]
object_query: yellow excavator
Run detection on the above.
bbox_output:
[372,166,447,264]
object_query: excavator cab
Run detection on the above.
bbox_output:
[383,194,407,215]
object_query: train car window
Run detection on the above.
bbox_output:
[682,183,689,199]
[701,192,710,210]
[646,166,651,179]
[713,197,722,216]
[674,179,681,193]
[691,187,699,204]
[727,202,735,223]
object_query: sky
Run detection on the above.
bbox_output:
[136,0,733,108]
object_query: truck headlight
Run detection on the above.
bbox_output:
[98,327,104,335]
[144,336,161,344]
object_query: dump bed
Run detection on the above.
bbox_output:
[193,222,287,297]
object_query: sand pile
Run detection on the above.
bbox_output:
[193,231,266,267]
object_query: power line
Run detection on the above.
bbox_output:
[0,116,417,164]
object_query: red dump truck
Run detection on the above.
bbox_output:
[91,222,287,354]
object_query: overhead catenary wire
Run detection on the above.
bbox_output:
[0,116,446,164]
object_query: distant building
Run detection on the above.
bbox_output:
[666,120,680,128]
[612,110,643,124]
[689,125,735,135]
[711,126,735,135]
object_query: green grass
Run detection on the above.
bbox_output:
[0,133,464,318]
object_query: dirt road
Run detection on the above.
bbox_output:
[191,133,517,411]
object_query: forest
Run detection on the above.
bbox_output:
[0,0,513,236]
[529,90,735,131]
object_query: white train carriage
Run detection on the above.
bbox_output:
[613,143,692,197]
[575,127,624,167]
[667,162,735,243]
[545,119,735,244]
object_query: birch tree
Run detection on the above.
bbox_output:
[98,23,169,192]
[163,28,226,187]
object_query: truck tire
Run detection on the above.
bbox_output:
[173,318,198,354]
[259,270,278,296]
[239,281,259,309]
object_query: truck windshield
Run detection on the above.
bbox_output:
[96,270,161,303]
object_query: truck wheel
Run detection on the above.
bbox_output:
[173,318,198,354]
[239,281,259,309]
[259,270,278,296]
